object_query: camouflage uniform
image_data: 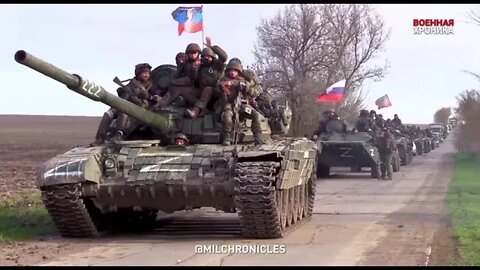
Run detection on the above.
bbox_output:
[392,114,403,128]
[355,110,373,132]
[217,61,263,146]
[156,43,202,107]
[186,45,228,118]
[92,63,153,144]
[375,114,385,128]
[114,63,154,140]
[311,109,345,138]
[376,127,397,180]
[175,52,187,66]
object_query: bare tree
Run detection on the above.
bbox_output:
[253,4,390,136]
[454,89,480,154]
[433,107,451,124]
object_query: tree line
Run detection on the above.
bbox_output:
[252,4,390,136]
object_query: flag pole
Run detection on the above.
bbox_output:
[201,5,205,49]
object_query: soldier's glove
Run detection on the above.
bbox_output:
[137,91,147,100]
[239,82,248,93]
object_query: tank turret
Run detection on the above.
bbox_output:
[14,50,173,133]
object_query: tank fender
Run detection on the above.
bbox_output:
[37,146,103,187]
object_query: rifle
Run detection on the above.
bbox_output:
[112,76,147,108]
[232,91,245,145]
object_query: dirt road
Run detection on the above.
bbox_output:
[36,136,456,266]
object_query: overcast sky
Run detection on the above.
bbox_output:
[1,4,479,124]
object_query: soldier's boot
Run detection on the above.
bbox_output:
[157,92,178,107]
[186,87,213,118]
[387,164,393,180]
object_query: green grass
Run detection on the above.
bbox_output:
[0,191,54,242]
[448,153,480,265]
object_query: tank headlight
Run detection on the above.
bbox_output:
[104,158,116,169]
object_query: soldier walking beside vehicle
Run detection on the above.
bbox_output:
[376,126,397,180]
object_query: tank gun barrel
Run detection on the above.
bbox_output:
[14,50,171,133]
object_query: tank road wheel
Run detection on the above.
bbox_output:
[41,183,103,238]
[234,161,315,239]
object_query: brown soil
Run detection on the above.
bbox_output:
[0,114,100,266]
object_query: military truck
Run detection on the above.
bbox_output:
[15,50,318,239]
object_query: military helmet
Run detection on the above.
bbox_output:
[360,109,369,116]
[176,52,186,61]
[201,47,215,58]
[228,58,242,65]
[323,109,335,115]
[135,63,152,76]
[226,60,243,73]
[370,110,376,115]
[185,43,201,54]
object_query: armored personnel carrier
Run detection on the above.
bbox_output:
[391,130,413,166]
[313,119,382,179]
[15,50,318,239]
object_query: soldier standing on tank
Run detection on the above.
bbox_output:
[175,52,187,67]
[155,43,202,108]
[186,43,228,118]
[217,60,263,146]
[312,109,340,139]
[376,125,397,180]
[392,114,403,127]
[106,63,154,142]
[355,110,374,132]
[375,114,385,128]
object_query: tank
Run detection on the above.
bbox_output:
[15,50,318,239]
[313,119,382,179]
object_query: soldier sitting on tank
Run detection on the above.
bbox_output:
[311,109,346,139]
[105,63,154,142]
[155,43,202,109]
[376,125,397,180]
[375,114,385,128]
[354,109,374,132]
[392,114,402,127]
[186,43,228,118]
[91,63,152,146]
[175,52,187,67]
[217,60,263,146]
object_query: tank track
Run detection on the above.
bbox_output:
[234,161,315,239]
[41,183,100,238]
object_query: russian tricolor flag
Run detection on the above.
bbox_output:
[316,80,346,103]
[171,6,204,36]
